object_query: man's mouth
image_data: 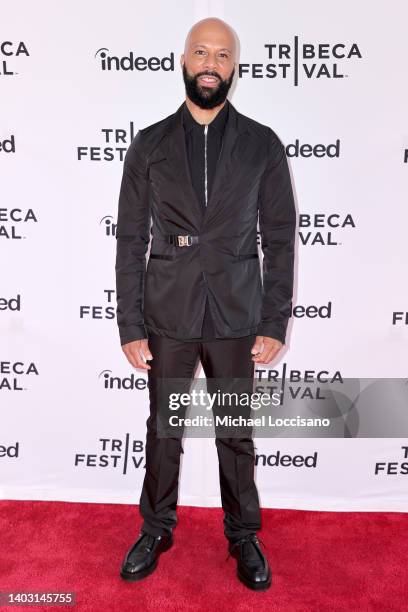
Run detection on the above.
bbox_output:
[198,75,219,87]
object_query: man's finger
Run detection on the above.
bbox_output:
[252,344,281,364]
[124,345,151,370]
[251,336,264,356]
[252,348,269,364]
[140,339,153,362]
[123,349,139,369]
[134,344,151,370]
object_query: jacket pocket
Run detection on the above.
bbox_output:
[149,153,167,166]
[237,253,259,261]
[149,253,175,261]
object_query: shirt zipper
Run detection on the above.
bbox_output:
[204,124,208,206]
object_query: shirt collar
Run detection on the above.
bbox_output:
[182,99,230,135]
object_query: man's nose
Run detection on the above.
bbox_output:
[203,54,217,71]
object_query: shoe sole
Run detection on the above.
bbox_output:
[237,569,272,591]
[120,538,173,582]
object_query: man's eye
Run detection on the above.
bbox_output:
[195,50,205,55]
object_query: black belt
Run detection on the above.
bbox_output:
[165,234,199,247]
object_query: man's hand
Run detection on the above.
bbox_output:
[122,339,153,370]
[251,335,282,364]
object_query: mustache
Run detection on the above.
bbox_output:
[195,71,222,80]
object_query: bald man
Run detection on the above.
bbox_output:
[116,17,296,591]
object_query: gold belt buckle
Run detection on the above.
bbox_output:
[177,235,192,247]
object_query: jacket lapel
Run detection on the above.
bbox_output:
[204,100,241,218]
[162,102,204,223]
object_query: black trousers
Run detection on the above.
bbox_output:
[139,331,261,544]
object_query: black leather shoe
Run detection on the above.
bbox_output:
[228,534,272,590]
[120,531,173,582]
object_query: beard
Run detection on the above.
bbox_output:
[182,63,235,109]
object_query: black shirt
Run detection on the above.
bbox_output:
[182,100,230,341]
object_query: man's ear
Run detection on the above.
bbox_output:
[180,54,184,68]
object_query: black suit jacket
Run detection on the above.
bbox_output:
[115,100,296,345]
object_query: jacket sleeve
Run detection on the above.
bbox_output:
[115,130,151,345]
[257,128,296,344]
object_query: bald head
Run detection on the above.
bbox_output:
[184,17,238,63]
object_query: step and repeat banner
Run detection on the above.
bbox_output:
[1,0,407,511]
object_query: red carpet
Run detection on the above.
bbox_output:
[0,501,406,611]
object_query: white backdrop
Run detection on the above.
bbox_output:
[1,0,407,512]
